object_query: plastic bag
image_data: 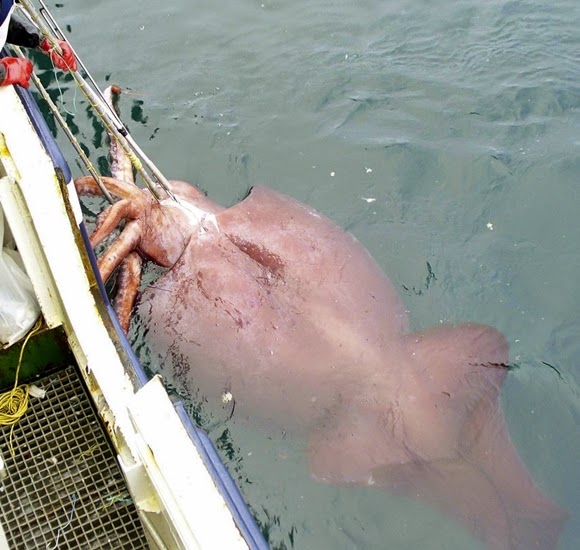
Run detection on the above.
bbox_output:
[0,204,40,348]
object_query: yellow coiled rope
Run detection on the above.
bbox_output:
[0,318,44,456]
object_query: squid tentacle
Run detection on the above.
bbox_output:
[74,86,150,335]
[113,252,143,334]
[98,220,142,282]
[75,175,144,201]
[91,198,141,248]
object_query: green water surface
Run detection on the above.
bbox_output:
[32,1,580,548]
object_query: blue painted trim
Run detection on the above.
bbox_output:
[174,402,269,550]
[0,1,14,28]
[78,223,150,387]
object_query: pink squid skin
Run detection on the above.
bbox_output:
[75,175,567,550]
[139,183,410,428]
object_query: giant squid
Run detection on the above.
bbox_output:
[73,87,567,549]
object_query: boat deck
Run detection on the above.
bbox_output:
[0,365,149,549]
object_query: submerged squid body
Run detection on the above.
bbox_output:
[75,174,566,549]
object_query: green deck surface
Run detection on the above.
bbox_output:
[0,326,73,391]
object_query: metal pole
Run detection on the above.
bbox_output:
[17,0,178,202]
[10,46,115,204]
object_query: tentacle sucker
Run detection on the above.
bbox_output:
[113,252,143,333]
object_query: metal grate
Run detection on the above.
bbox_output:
[0,366,149,549]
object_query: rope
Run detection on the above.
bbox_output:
[47,493,78,550]
[0,318,44,456]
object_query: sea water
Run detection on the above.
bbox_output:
[42,1,580,547]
